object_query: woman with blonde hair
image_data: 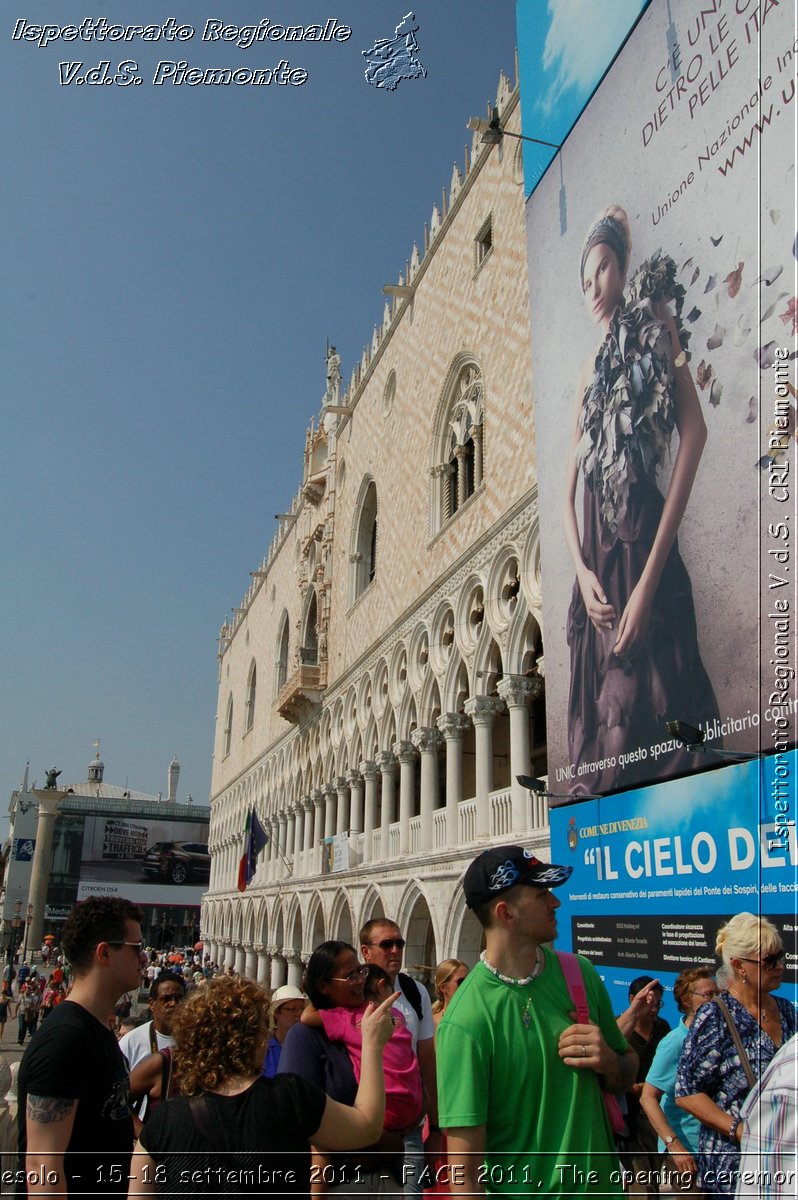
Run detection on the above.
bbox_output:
[563,204,719,795]
[675,913,796,1195]
[431,960,468,1027]
[128,973,396,1197]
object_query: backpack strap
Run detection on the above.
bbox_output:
[555,950,590,1023]
[187,1094,230,1151]
[397,972,424,1023]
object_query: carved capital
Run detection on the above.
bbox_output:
[311,788,325,807]
[375,750,397,774]
[334,775,348,793]
[411,726,443,755]
[497,676,543,708]
[393,739,417,764]
[437,712,472,741]
[345,769,363,789]
[464,695,506,726]
[359,759,379,782]
[323,784,337,802]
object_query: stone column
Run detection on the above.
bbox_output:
[411,727,443,852]
[286,953,303,990]
[244,947,257,980]
[292,801,304,860]
[286,808,296,865]
[334,776,350,836]
[277,811,289,877]
[269,950,286,989]
[360,760,379,862]
[498,676,543,833]
[234,945,246,975]
[28,789,64,951]
[454,443,470,508]
[256,949,270,986]
[347,769,364,834]
[312,790,325,871]
[323,785,336,839]
[437,713,472,848]
[302,796,315,853]
[393,740,417,856]
[464,696,505,838]
[473,423,484,488]
[375,751,396,860]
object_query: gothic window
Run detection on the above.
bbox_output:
[302,590,319,665]
[431,359,484,533]
[223,694,233,757]
[350,478,378,603]
[244,661,257,733]
[275,612,290,695]
[475,214,493,272]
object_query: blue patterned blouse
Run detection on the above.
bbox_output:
[675,992,797,1196]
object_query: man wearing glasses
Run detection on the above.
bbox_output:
[119,971,185,1119]
[360,919,438,1196]
[18,896,145,1198]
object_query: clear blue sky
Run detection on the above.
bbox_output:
[2,1,644,827]
[2,1,522,815]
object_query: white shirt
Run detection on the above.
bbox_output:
[393,976,434,1051]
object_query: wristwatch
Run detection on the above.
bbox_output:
[663,1135,677,1150]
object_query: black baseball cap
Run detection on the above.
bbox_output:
[463,845,572,909]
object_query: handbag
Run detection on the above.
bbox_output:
[556,951,626,1135]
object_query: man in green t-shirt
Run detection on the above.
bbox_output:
[437,845,637,1197]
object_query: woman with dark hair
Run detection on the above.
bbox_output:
[128,972,395,1198]
[280,942,405,1195]
[563,204,719,795]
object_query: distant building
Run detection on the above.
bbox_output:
[202,70,550,986]
[2,754,210,955]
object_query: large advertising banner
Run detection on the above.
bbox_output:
[523,0,796,799]
[76,814,210,905]
[550,753,797,1021]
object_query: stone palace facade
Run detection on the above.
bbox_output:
[201,71,552,987]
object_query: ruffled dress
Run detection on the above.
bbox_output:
[566,254,719,795]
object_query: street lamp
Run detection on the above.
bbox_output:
[21,904,33,964]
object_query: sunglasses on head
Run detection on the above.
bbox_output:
[370,938,406,951]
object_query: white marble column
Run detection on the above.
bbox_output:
[292,800,304,860]
[312,790,325,870]
[360,760,378,862]
[28,790,64,951]
[286,954,303,989]
[347,769,364,834]
[302,796,315,852]
[323,785,336,839]
[464,696,505,837]
[437,712,472,847]
[498,676,543,833]
[376,751,397,860]
[234,945,246,975]
[334,776,349,835]
[411,727,443,852]
[244,947,257,979]
[286,808,296,865]
[269,951,286,989]
[393,740,417,856]
[277,812,289,876]
[256,949,270,986]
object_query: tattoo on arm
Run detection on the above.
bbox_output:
[27,1095,77,1124]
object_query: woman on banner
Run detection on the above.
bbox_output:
[563,204,719,795]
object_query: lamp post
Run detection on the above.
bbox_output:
[10,901,22,964]
[21,904,33,964]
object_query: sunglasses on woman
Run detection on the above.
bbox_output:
[739,951,786,970]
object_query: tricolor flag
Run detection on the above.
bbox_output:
[236,808,269,892]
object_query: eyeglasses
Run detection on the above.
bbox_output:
[691,988,719,1000]
[330,965,370,984]
[106,941,145,954]
[368,938,406,951]
[739,951,786,970]
[152,992,184,1005]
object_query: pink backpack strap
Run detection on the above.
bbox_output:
[556,950,590,1023]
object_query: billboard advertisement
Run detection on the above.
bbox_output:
[76,814,210,905]
[550,753,798,1022]
[523,0,796,799]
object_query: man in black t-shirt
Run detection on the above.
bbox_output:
[18,896,145,1198]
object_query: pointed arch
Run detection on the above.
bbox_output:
[430,355,485,533]
[350,476,378,604]
[275,610,290,695]
[244,659,257,733]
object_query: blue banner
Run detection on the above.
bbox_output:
[550,753,797,1022]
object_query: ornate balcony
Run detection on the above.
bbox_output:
[275,651,327,724]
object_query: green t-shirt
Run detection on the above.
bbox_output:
[437,948,627,1197]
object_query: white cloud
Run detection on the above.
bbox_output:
[538,0,644,117]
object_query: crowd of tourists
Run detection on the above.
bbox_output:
[8,846,796,1199]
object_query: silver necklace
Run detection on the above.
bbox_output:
[480,947,543,988]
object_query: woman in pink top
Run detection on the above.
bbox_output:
[304,964,422,1131]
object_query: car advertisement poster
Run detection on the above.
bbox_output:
[549,752,797,1022]
[76,815,210,904]
[522,0,796,800]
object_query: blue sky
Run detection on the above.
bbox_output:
[2,1,644,831]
